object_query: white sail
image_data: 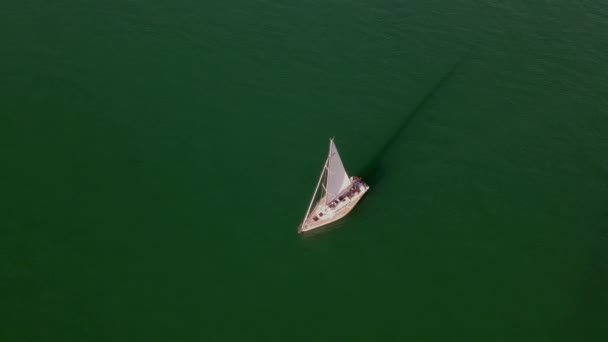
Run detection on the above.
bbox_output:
[325,139,351,203]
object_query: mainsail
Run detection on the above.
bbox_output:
[325,139,351,203]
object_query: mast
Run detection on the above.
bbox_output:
[300,158,328,230]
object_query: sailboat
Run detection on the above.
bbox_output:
[298,138,370,233]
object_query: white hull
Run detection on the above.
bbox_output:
[298,177,369,233]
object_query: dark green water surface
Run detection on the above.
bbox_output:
[2,0,607,340]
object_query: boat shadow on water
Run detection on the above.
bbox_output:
[361,50,471,187]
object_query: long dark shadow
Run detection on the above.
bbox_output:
[361,51,471,186]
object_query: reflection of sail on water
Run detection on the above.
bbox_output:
[325,140,351,203]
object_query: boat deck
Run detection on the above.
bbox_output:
[299,179,369,233]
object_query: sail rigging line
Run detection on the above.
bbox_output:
[300,158,328,229]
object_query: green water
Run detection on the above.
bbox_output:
[2,0,607,340]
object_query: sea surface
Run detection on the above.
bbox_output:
[2,0,608,340]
